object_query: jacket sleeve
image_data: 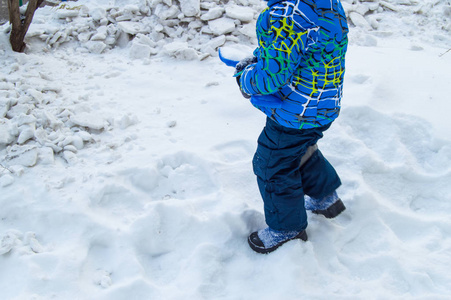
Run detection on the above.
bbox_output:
[239,13,315,96]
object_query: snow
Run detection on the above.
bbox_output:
[1,0,451,299]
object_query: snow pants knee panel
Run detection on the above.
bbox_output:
[253,118,341,231]
[301,149,342,199]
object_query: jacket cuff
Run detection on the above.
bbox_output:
[239,65,256,95]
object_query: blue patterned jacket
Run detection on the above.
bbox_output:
[239,0,349,129]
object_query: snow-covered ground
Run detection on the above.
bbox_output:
[1,0,451,299]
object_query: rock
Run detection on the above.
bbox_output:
[0,99,10,118]
[135,33,157,47]
[0,232,20,255]
[6,145,39,167]
[91,26,108,41]
[63,150,77,164]
[163,42,199,60]
[130,42,152,59]
[90,7,107,22]
[114,13,133,22]
[45,142,63,154]
[71,135,84,150]
[200,2,216,10]
[85,41,107,54]
[7,103,33,118]
[154,24,164,32]
[25,24,46,38]
[36,110,64,130]
[116,32,131,48]
[62,135,84,150]
[180,0,201,17]
[205,35,226,50]
[139,4,151,15]
[0,120,16,146]
[208,18,236,35]
[367,15,379,30]
[200,7,225,21]
[76,130,93,142]
[38,147,55,165]
[71,112,106,130]
[162,20,178,30]
[9,165,24,176]
[64,145,78,153]
[123,4,141,14]
[105,36,117,45]
[349,12,372,30]
[41,83,62,94]
[380,1,399,11]
[0,82,14,90]
[56,9,80,19]
[188,20,203,29]
[17,126,35,144]
[157,5,180,20]
[167,120,177,128]
[341,2,354,13]
[355,3,370,15]
[117,21,146,35]
[24,232,44,253]
[368,2,380,11]
[78,31,93,43]
[225,5,254,22]
[117,114,139,129]
[15,113,37,126]
[239,22,257,38]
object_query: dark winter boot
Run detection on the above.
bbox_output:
[248,227,308,254]
[305,191,346,218]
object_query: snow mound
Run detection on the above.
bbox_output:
[13,0,451,58]
[343,0,451,47]
[21,0,265,58]
[0,46,139,171]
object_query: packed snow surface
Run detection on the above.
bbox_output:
[1,0,451,299]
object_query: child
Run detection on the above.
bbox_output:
[234,0,349,254]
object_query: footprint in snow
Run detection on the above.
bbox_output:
[211,140,255,164]
[123,151,220,200]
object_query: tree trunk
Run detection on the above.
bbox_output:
[8,0,45,52]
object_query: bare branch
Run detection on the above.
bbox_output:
[0,163,13,174]
[439,47,451,57]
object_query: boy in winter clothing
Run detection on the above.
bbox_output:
[234,0,349,254]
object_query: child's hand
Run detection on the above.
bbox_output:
[233,56,257,77]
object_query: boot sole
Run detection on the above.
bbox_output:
[248,230,308,254]
[312,199,346,219]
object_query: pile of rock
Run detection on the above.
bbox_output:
[342,0,451,46]
[24,0,450,58]
[26,0,265,59]
[0,51,138,175]
[0,74,100,170]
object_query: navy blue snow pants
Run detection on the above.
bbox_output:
[253,118,341,231]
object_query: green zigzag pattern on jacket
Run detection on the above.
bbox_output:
[257,15,308,94]
[293,38,347,98]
